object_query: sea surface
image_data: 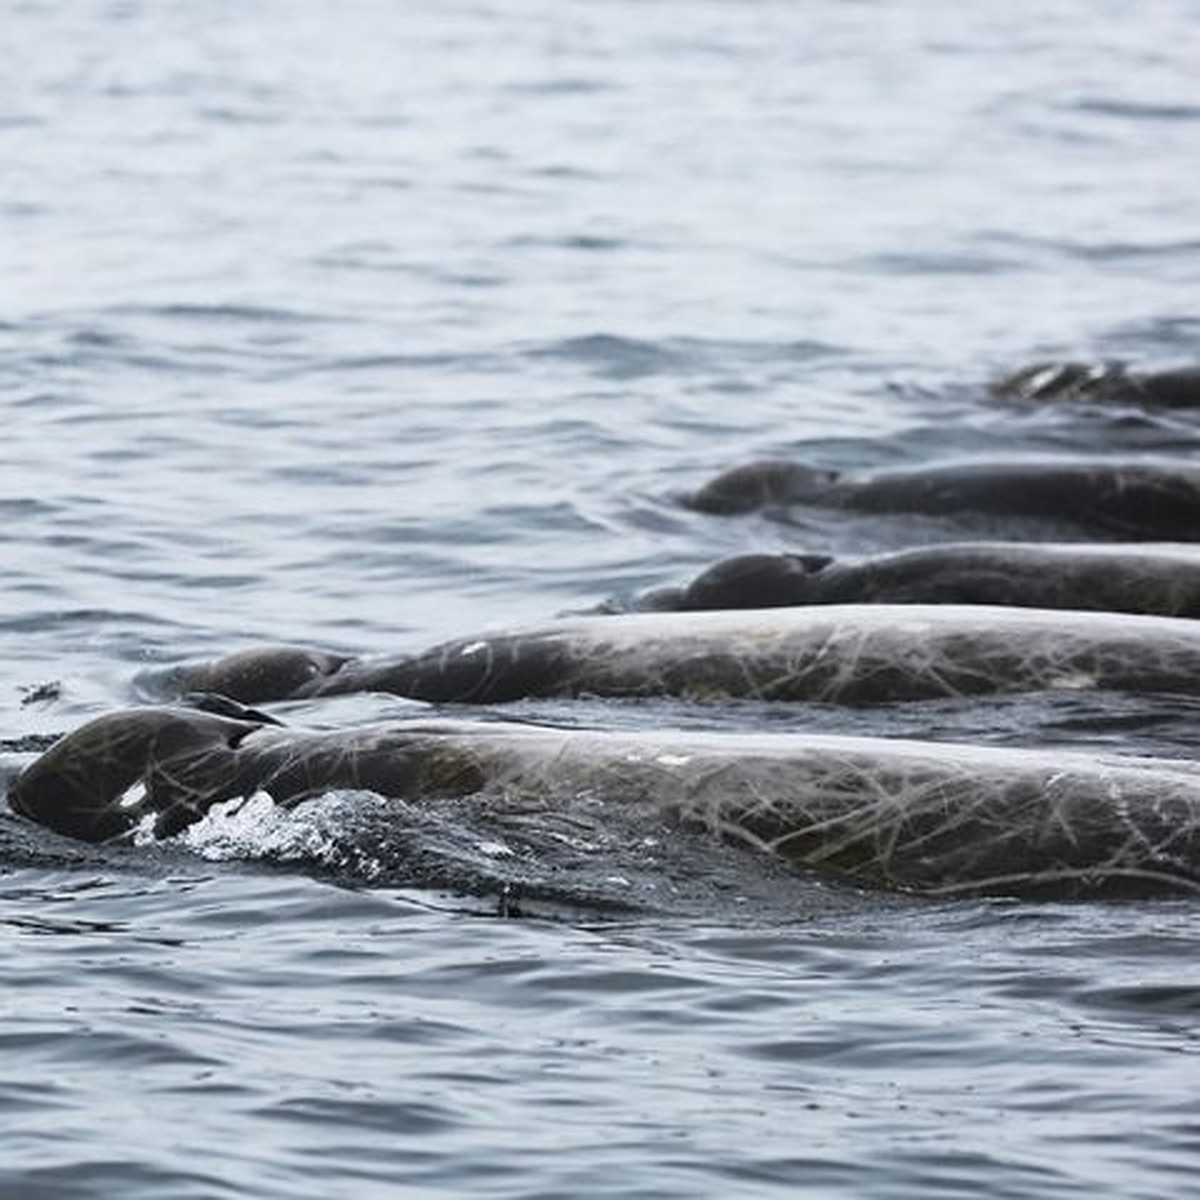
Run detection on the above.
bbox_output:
[3,1,1200,1196]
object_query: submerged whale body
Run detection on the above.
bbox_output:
[144,604,1200,707]
[10,707,1200,897]
[632,542,1200,616]
[992,361,1200,408]
[681,457,1200,537]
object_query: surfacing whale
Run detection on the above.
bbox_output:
[10,706,1200,897]
[627,542,1200,616]
[681,457,1200,536]
[992,361,1200,408]
[143,604,1200,706]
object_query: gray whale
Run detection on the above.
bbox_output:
[682,457,1200,536]
[632,542,1200,617]
[10,707,1200,897]
[144,604,1200,706]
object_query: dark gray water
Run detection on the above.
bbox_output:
[4,1,1200,1195]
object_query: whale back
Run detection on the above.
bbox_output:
[371,605,1200,704]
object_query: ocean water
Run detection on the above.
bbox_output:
[3,0,1200,1195]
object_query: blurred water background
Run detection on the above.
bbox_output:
[3,1,1200,1195]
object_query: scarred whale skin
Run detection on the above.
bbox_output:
[632,542,1200,616]
[145,603,1200,706]
[681,456,1200,535]
[10,706,1200,898]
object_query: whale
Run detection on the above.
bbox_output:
[627,542,1200,617]
[681,457,1200,536]
[142,603,1200,707]
[992,361,1200,408]
[10,706,1200,897]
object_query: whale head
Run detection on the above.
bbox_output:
[141,646,350,705]
[8,708,265,842]
[685,460,841,515]
[683,552,834,609]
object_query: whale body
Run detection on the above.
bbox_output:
[682,457,1200,536]
[10,706,1200,898]
[631,542,1200,617]
[144,604,1200,706]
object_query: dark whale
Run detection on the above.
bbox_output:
[681,457,1200,537]
[629,542,1200,617]
[992,361,1200,408]
[142,604,1200,707]
[11,706,1200,897]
